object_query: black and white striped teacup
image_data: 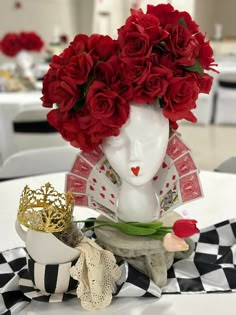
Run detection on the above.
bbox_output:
[27,257,78,294]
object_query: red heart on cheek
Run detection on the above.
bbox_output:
[131,166,140,176]
[162,162,167,168]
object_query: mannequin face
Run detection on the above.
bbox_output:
[102,104,169,187]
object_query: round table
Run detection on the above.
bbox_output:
[0,170,236,315]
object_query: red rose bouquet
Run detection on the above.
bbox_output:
[41,3,217,151]
[0,31,44,57]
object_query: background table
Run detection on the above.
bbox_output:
[0,170,236,314]
[0,90,44,162]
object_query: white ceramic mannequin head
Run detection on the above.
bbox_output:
[102,102,169,222]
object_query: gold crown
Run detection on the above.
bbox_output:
[17,183,74,233]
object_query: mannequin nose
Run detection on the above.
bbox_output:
[129,140,141,161]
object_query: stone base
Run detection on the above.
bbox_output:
[95,212,194,287]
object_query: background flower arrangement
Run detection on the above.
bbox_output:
[42,3,217,152]
[0,31,44,57]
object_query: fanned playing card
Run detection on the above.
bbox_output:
[65,133,203,221]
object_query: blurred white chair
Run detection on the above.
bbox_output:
[0,146,78,180]
[215,157,236,174]
[214,73,236,124]
[0,94,79,180]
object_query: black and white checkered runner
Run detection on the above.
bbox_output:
[1,219,236,314]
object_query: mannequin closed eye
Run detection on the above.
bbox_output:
[105,137,127,147]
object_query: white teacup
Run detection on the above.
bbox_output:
[15,220,80,264]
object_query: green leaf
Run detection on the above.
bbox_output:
[102,222,157,236]
[185,59,204,75]
[75,219,171,238]
[128,221,163,230]
[154,44,166,52]
[179,17,187,28]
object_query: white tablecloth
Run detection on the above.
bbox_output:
[1,170,236,314]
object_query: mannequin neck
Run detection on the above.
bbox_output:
[117,180,160,222]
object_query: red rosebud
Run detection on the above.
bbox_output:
[173,219,199,238]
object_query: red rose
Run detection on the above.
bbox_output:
[0,33,21,57]
[111,80,134,102]
[173,219,199,238]
[120,31,151,58]
[70,34,88,53]
[19,32,44,51]
[163,75,199,122]
[88,34,118,60]
[159,53,184,76]
[120,58,151,85]
[166,24,199,66]
[119,9,168,46]
[49,76,80,112]
[134,66,173,103]
[66,53,93,84]
[94,55,120,85]
[195,33,217,72]
[147,4,199,33]
[86,81,130,127]
[47,109,100,152]
[41,68,58,108]
[78,107,120,149]
[50,46,75,70]
[47,109,79,141]
[146,3,173,22]
[193,73,213,94]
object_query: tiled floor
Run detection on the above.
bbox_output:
[178,123,236,171]
[16,124,236,172]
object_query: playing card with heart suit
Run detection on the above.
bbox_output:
[166,134,190,160]
[93,156,122,187]
[160,183,180,213]
[80,147,104,166]
[77,147,122,188]
[66,173,87,194]
[174,152,197,177]
[152,154,176,196]
[70,156,93,179]
[66,171,119,213]
[179,171,203,202]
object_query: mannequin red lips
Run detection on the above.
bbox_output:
[131,166,140,176]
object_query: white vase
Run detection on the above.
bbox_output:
[15,50,35,79]
[102,102,169,222]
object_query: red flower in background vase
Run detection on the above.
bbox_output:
[173,219,199,238]
[19,32,44,51]
[0,31,44,57]
[0,33,22,57]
